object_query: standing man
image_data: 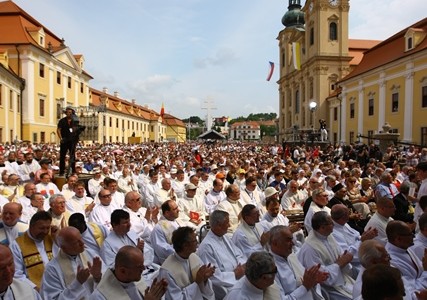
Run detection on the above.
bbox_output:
[57,106,78,176]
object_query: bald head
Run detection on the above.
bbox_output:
[2,202,22,226]
[331,204,349,223]
[57,226,85,255]
[0,244,14,291]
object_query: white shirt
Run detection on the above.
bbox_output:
[364,212,393,245]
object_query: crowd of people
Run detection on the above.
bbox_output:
[1,139,427,299]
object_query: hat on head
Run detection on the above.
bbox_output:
[65,106,75,112]
[332,183,345,193]
[264,187,279,198]
[185,183,198,190]
[39,158,51,165]
[238,168,246,174]
[211,164,218,170]
[170,168,178,174]
[216,173,225,179]
[93,167,101,173]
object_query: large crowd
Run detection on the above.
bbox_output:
[1,140,427,299]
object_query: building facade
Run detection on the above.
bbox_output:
[229,121,261,140]
[277,0,379,144]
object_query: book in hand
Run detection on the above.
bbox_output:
[190,211,200,221]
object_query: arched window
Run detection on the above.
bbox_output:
[329,22,337,40]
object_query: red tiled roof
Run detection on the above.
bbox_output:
[342,18,427,82]
[348,39,381,66]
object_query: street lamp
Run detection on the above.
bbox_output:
[309,101,317,127]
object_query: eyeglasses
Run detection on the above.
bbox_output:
[100,194,112,198]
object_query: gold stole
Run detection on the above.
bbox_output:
[89,222,105,247]
[97,268,146,300]
[158,219,178,244]
[161,253,201,288]
[15,232,54,289]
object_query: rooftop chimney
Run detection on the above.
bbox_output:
[102,87,108,94]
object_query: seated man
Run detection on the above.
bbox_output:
[385,220,427,292]
[9,211,54,290]
[304,189,331,233]
[178,183,207,229]
[48,194,70,231]
[91,245,167,300]
[361,265,405,300]
[122,191,157,243]
[298,211,355,300]
[21,192,45,224]
[66,180,95,218]
[204,178,226,214]
[269,225,327,299]
[232,204,269,260]
[40,227,103,300]
[68,212,109,260]
[89,189,116,230]
[159,226,215,300]
[215,184,245,236]
[364,197,395,245]
[0,244,42,300]
[0,202,28,245]
[197,210,246,299]
[101,209,154,271]
[281,180,305,210]
[224,251,281,299]
[150,200,183,264]
[411,212,427,261]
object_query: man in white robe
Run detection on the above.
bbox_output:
[89,189,115,230]
[331,204,378,272]
[304,189,331,233]
[364,196,395,245]
[20,192,45,224]
[90,245,167,300]
[143,171,161,208]
[232,204,268,260]
[269,225,327,300]
[150,200,183,264]
[204,178,226,214]
[68,213,108,261]
[66,180,95,219]
[159,226,215,300]
[410,212,427,261]
[0,244,42,300]
[215,184,245,236]
[298,211,355,300]
[88,167,103,198]
[122,191,158,242]
[240,176,266,215]
[385,220,427,292]
[224,251,281,300]
[154,178,176,208]
[35,173,60,210]
[0,202,28,245]
[40,227,103,300]
[171,169,187,199]
[281,180,305,210]
[101,209,155,271]
[178,183,207,229]
[197,210,246,299]
[103,178,125,209]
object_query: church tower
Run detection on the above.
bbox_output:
[278,0,351,143]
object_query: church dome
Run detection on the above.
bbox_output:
[282,0,305,28]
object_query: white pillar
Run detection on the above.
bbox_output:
[403,64,414,142]
[21,58,35,123]
[341,90,347,144]
[358,82,364,136]
[378,73,386,130]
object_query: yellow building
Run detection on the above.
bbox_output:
[0,59,23,143]
[163,113,186,142]
[0,1,92,143]
[277,0,379,143]
[332,18,427,145]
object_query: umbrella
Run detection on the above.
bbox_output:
[112,149,124,155]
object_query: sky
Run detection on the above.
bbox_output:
[11,0,427,120]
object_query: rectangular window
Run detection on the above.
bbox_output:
[57,71,61,84]
[350,103,355,119]
[39,63,45,78]
[422,86,427,108]
[0,84,2,105]
[392,93,399,112]
[333,132,337,143]
[368,130,373,144]
[56,103,62,119]
[17,95,20,113]
[39,99,45,117]
[109,117,112,127]
[80,82,84,93]
[0,128,2,142]
[310,27,314,45]
[9,90,12,109]
[116,119,119,128]
[132,122,134,130]
[67,76,72,89]
[10,130,13,143]
[368,98,374,116]
[32,132,38,143]
[334,107,338,121]
[40,131,45,143]
[103,115,106,126]
[422,127,427,146]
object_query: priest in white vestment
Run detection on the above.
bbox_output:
[89,189,116,230]
[0,202,28,246]
[159,226,215,300]
[66,181,95,219]
[204,178,226,214]
[364,196,395,245]
[40,227,103,300]
[269,225,327,300]
[197,210,246,299]
[304,189,331,233]
[298,211,355,300]
[215,184,245,236]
